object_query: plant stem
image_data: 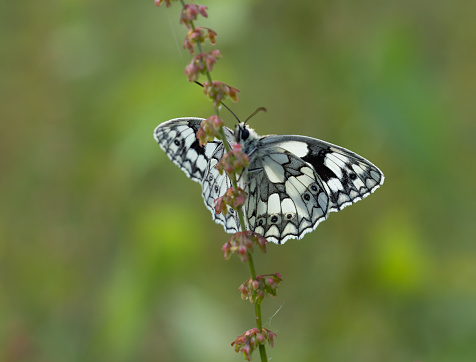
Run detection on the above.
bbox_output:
[249,253,267,361]
[182,2,268,359]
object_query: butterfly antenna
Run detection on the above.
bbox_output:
[244,107,267,125]
[194,81,241,124]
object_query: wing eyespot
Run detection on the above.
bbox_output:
[174,139,180,146]
[303,193,311,201]
[268,214,281,224]
[349,173,357,180]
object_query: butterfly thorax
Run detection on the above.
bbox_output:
[234,123,262,159]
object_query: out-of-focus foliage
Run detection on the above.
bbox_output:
[1,1,475,361]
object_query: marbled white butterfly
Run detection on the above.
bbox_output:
[154,118,384,244]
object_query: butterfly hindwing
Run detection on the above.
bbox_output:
[154,118,240,233]
[201,140,240,233]
[243,147,329,244]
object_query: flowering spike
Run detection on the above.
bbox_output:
[183,28,218,55]
[157,1,280,360]
[196,115,224,147]
[216,144,249,176]
[214,187,247,216]
[231,328,277,360]
[180,4,208,28]
[203,81,240,107]
[221,231,268,263]
[184,51,222,82]
[238,273,282,304]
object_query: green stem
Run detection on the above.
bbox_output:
[182,4,268,361]
[249,253,267,362]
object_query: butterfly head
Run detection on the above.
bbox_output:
[234,122,258,144]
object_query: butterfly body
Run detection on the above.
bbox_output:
[154,118,384,244]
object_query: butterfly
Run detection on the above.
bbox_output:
[154,117,384,244]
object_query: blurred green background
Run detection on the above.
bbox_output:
[1,1,476,361]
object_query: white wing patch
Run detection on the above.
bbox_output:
[263,155,286,183]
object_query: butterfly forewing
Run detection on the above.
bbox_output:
[260,136,384,214]
[154,118,207,182]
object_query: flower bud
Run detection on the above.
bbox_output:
[231,328,277,359]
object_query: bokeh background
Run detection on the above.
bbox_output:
[2,1,476,361]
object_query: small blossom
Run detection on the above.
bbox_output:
[238,282,249,299]
[183,29,204,54]
[203,81,240,107]
[231,328,277,360]
[222,231,268,262]
[214,194,228,215]
[227,85,239,102]
[183,27,218,54]
[196,115,224,147]
[214,187,247,216]
[184,51,222,82]
[238,273,282,304]
[205,49,220,71]
[180,4,208,28]
[206,27,217,44]
[216,143,249,176]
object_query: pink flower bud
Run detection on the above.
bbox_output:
[207,28,217,44]
[238,245,247,255]
[197,5,208,18]
[214,195,227,215]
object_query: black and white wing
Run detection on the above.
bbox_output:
[242,146,330,244]
[270,136,385,212]
[154,118,240,233]
[242,136,384,244]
